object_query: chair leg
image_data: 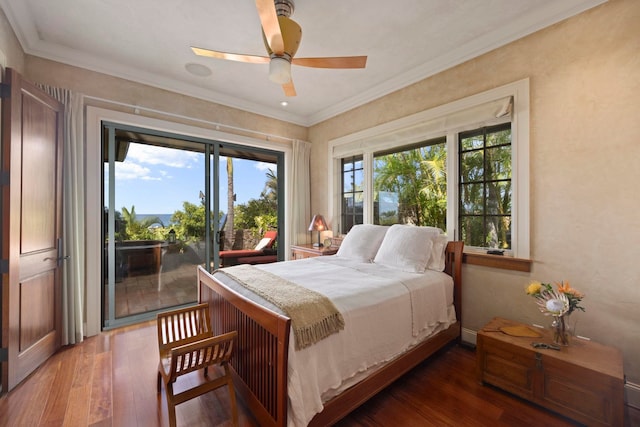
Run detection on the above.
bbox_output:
[166,384,177,427]
[157,371,162,393]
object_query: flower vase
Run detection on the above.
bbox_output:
[551,315,570,346]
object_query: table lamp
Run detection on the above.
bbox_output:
[308,214,328,247]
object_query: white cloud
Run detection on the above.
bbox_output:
[255,162,276,172]
[115,162,154,180]
[126,144,200,168]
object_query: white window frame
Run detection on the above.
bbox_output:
[328,79,529,258]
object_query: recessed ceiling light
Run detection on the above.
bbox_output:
[280,101,288,107]
[185,63,212,77]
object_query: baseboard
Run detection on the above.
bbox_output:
[461,327,477,346]
[625,381,640,409]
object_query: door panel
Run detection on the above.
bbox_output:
[21,98,58,253]
[20,272,56,351]
[102,127,206,327]
[1,68,64,392]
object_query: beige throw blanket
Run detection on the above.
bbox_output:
[217,264,345,350]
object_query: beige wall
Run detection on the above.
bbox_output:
[0,8,24,73]
[309,0,640,383]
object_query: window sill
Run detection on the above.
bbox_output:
[463,252,531,272]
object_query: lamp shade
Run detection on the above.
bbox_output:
[269,57,292,84]
[308,214,328,232]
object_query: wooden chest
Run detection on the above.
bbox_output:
[476,317,624,426]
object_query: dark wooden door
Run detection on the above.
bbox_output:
[1,68,64,392]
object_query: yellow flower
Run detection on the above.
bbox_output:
[526,281,542,295]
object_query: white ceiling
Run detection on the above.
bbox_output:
[1,0,605,126]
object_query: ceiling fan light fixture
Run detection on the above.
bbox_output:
[269,56,292,84]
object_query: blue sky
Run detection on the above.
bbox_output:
[107,143,276,215]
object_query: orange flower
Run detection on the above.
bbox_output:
[556,280,583,298]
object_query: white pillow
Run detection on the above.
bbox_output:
[254,237,272,251]
[336,224,389,262]
[427,233,448,272]
[373,224,439,273]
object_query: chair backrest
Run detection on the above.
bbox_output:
[254,230,278,250]
[167,331,237,383]
[157,303,213,358]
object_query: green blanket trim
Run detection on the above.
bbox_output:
[217,264,345,350]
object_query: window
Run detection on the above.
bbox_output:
[459,124,512,250]
[341,156,364,233]
[373,137,446,228]
[329,79,529,260]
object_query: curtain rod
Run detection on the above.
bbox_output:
[83,94,298,144]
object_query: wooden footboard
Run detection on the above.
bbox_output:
[198,240,464,427]
[198,266,290,427]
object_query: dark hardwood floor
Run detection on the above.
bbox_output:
[1,320,638,426]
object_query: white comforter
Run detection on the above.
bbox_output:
[216,256,454,427]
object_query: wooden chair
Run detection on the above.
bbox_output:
[156,303,238,427]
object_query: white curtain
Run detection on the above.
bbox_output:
[290,140,311,246]
[38,85,85,345]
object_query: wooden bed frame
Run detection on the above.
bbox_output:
[198,240,464,427]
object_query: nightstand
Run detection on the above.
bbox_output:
[476,317,624,427]
[291,243,338,260]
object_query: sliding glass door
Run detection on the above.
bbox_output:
[215,145,282,267]
[102,123,283,328]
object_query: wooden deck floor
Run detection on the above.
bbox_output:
[1,320,637,426]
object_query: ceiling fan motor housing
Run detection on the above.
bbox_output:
[263,15,302,59]
[274,0,294,18]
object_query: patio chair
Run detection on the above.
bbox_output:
[219,230,277,266]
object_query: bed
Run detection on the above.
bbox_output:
[198,224,463,426]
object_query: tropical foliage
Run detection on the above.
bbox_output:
[116,206,164,241]
[373,142,447,229]
[170,201,207,243]
[108,168,278,247]
[459,126,512,249]
[234,168,278,234]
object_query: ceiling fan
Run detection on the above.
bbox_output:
[191,0,367,97]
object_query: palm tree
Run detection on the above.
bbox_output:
[225,157,234,249]
[120,205,163,240]
[260,168,278,205]
[419,145,447,230]
[374,144,447,228]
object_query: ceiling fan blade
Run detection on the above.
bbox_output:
[255,0,284,55]
[282,80,296,97]
[292,56,367,69]
[191,47,270,64]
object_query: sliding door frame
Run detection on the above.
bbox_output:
[87,107,291,335]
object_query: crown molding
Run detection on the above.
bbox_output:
[1,0,606,128]
[306,0,607,125]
